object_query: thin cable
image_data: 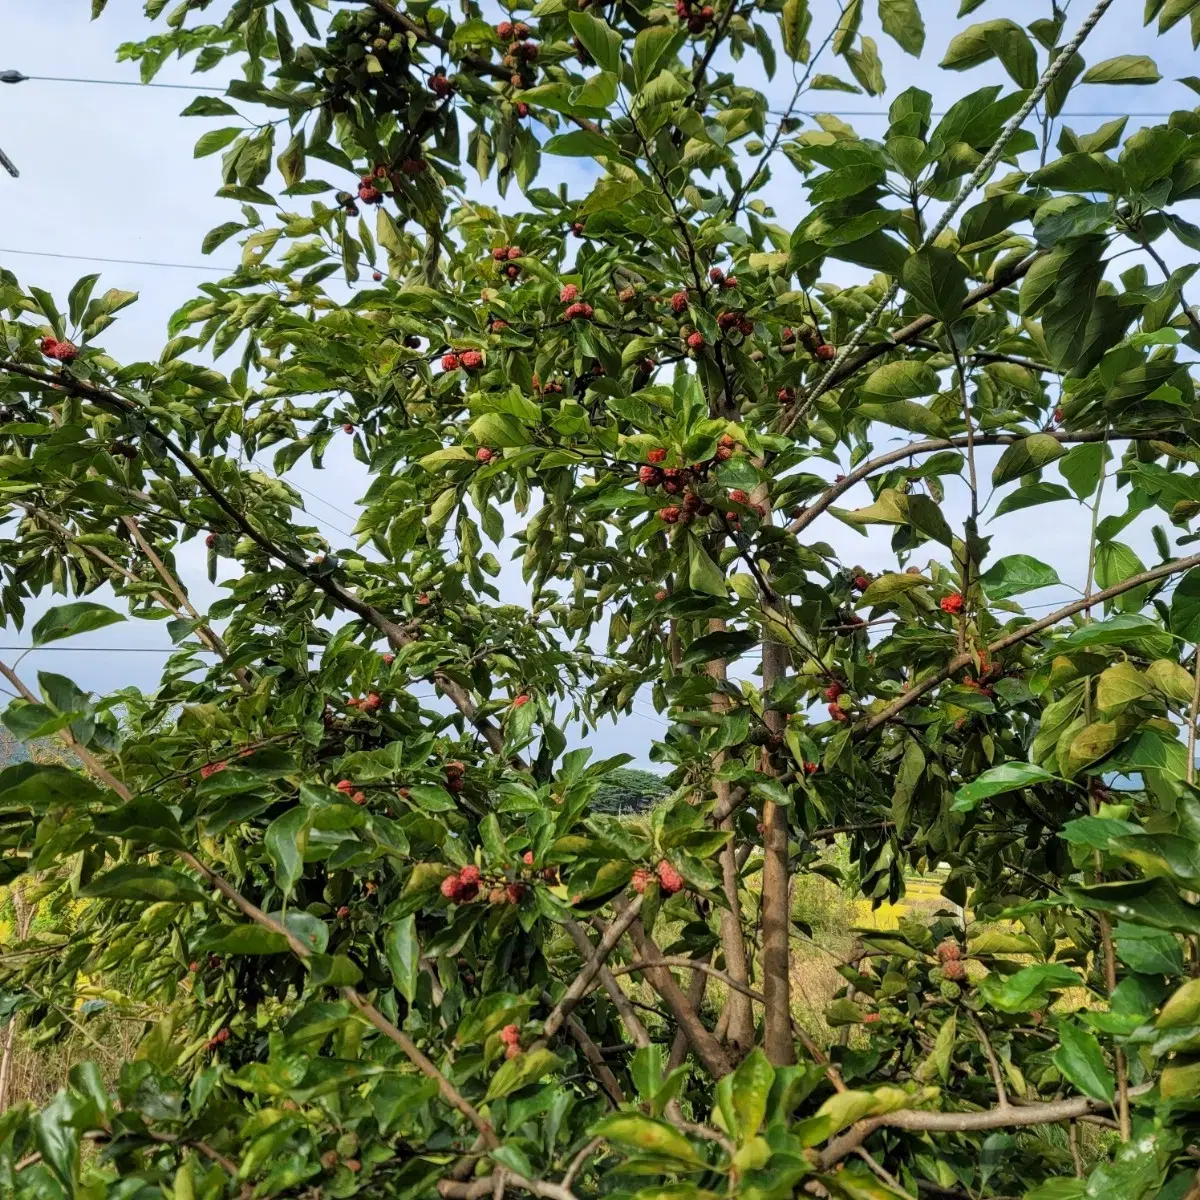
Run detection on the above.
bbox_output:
[783,0,1118,433]
[25,74,226,93]
[785,109,1184,119]
[0,246,234,273]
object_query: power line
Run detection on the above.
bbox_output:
[20,73,226,94]
[793,109,1187,118]
[0,246,233,273]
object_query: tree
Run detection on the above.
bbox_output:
[2,0,1200,1196]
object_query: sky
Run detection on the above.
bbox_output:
[0,0,1198,766]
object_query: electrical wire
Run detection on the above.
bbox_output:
[0,247,234,273]
[23,74,226,93]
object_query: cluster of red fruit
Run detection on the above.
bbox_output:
[445,759,466,793]
[497,21,538,88]
[39,336,78,363]
[441,350,484,372]
[500,1022,523,1060]
[200,760,228,780]
[825,680,850,723]
[335,778,368,805]
[531,373,564,395]
[476,447,495,464]
[632,860,684,894]
[675,0,716,34]
[792,324,838,361]
[560,284,594,321]
[802,761,819,775]
[708,267,738,289]
[491,244,524,281]
[430,67,455,98]
[716,310,754,337]
[346,691,383,713]
[853,572,872,590]
[940,592,964,615]
[205,1026,231,1052]
[936,940,967,982]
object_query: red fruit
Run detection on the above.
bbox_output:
[564,301,594,320]
[39,336,59,356]
[863,1012,880,1023]
[505,1043,523,1059]
[688,14,705,31]
[460,864,480,886]
[815,343,836,361]
[854,574,871,590]
[336,780,354,794]
[632,867,653,893]
[523,851,534,865]
[638,465,663,486]
[507,246,522,260]
[936,941,963,963]
[364,691,382,710]
[337,905,351,919]
[940,593,965,615]
[501,1023,521,1045]
[343,423,356,434]
[648,447,667,464]
[189,961,199,972]
[572,221,586,236]
[723,277,739,291]
[542,867,558,883]
[396,787,410,799]
[497,20,513,37]
[560,284,579,303]
[709,267,725,284]
[640,357,657,373]
[516,102,530,118]
[654,589,669,602]
[358,184,382,204]
[728,489,749,505]
[476,447,494,463]
[441,874,464,900]
[687,331,705,350]
[372,271,383,282]
[217,1027,230,1042]
[659,506,682,524]
[782,326,794,341]
[824,683,843,702]
[518,41,538,62]
[445,760,465,776]
[943,959,967,982]
[492,247,508,261]
[489,317,506,330]
[670,290,689,313]
[675,0,690,14]
[714,444,734,462]
[352,790,367,805]
[777,386,795,404]
[701,4,714,15]
[512,694,531,708]
[430,72,454,97]
[401,157,426,175]
[200,761,227,779]
[205,533,216,549]
[506,882,526,904]
[513,21,531,38]
[418,592,431,605]
[460,350,484,370]
[656,860,684,894]
[1054,406,1064,423]
[344,1160,362,1174]
[803,761,819,775]
[49,339,78,362]
[828,703,848,722]
[441,353,460,371]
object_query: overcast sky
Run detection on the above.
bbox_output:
[1,1,1197,766]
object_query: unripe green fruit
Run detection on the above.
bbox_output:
[939,979,961,1001]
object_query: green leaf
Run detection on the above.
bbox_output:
[67,274,101,327]
[1170,568,1200,641]
[781,0,812,61]
[568,11,623,73]
[991,434,1067,486]
[900,246,968,326]
[688,536,727,597]
[194,127,241,158]
[0,762,103,811]
[543,129,620,158]
[93,798,186,850]
[979,554,1062,599]
[952,762,1057,812]
[385,916,420,1003]
[1052,1021,1114,1101]
[485,1048,564,1101]
[680,629,758,668]
[1059,442,1109,500]
[991,482,1073,520]
[977,962,1081,1012]
[80,865,207,904]
[906,493,954,546]
[633,25,683,87]
[878,0,924,54]
[858,360,938,403]
[858,572,928,607]
[194,924,290,956]
[722,1048,774,1143]
[1095,661,1152,712]
[940,19,1038,88]
[31,602,126,646]
[265,807,308,898]
[590,1112,706,1166]
[1157,976,1200,1027]
[1081,55,1161,84]
[1066,879,1200,936]
[1113,922,1185,975]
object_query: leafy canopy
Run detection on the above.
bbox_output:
[3,1,1200,1198]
